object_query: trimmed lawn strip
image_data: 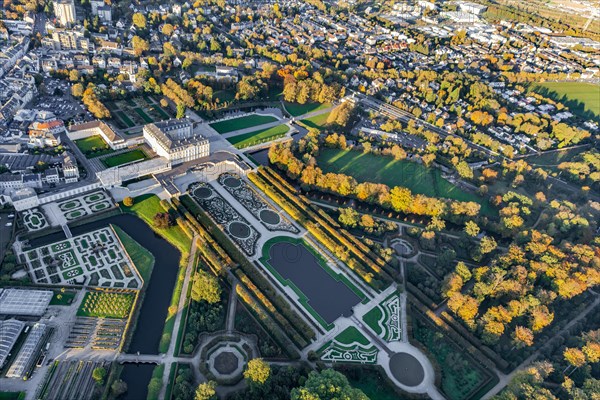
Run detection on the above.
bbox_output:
[299,112,331,130]
[164,363,177,400]
[135,108,154,124]
[116,111,136,128]
[335,326,370,346]
[159,256,187,353]
[146,364,165,400]
[101,149,148,168]
[210,114,278,134]
[285,102,331,116]
[113,225,155,284]
[315,148,495,216]
[260,236,366,330]
[0,393,25,400]
[228,125,290,149]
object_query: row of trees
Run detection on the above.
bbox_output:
[269,141,481,222]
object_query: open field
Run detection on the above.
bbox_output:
[101,149,148,168]
[227,125,290,149]
[210,114,278,134]
[120,194,191,254]
[522,146,587,167]
[74,135,114,158]
[285,102,331,116]
[531,82,600,119]
[315,148,495,215]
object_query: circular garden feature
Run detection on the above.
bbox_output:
[389,352,425,387]
[213,351,239,375]
[193,187,213,199]
[259,209,281,225]
[228,222,251,239]
[223,177,242,188]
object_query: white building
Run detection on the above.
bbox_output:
[143,119,209,165]
[458,1,488,15]
[53,0,76,26]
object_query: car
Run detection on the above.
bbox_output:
[6,223,12,227]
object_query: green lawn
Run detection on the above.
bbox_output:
[113,225,155,284]
[134,108,154,124]
[210,114,278,134]
[315,148,495,216]
[335,326,370,346]
[49,290,76,305]
[362,306,383,335]
[300,112,331,130]
[74,135,114,158]
[0,393,25,400]
[101,149,148,168]
[213,90,236,103]
[522,147,585,167]
[532,82,600,119]
[227,125,290,149]
[119,194,191,254]
[285,102,331,117]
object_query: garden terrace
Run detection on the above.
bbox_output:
[24,226,142,289]
[209,114,278,134]
[260,237,365,328]
[52,191,112,222]
[106,96,173,130]
[189,182,260,256]
[362,292,402,342]
[178,194,315,350]
[218,173,299,233]
[318,326,379,364]
[21,209,48,232]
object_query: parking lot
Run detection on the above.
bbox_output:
[0,211,16,263]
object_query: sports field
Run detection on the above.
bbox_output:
[210,114,278,134]
[74,135,114,158]
[315,149,495,215]
[101,149,148,168]
[285,102,331,117]
[227,125,290,149]
[532,82,600,119]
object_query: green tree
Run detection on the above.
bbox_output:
[191,270,221,304]
[195,381,217,400]
[338,208,360,228]
[111,379,127,396]
[244,358,271,384]
[92,367,106,385]
[291,369,368,400]
[71,83,84,97]
[132,36,149,56]
[132,13,146,29]
[464,220,480,237]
